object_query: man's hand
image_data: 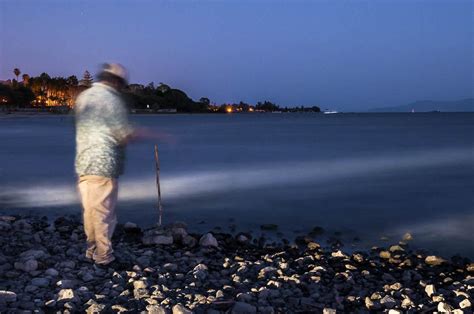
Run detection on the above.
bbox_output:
[127,128,176,144]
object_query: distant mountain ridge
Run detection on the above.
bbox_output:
[369,98,474,112]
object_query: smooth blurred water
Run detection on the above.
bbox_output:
[0,113,473,257]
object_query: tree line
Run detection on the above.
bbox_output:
[1,68,320,113]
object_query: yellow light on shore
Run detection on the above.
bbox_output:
[248,107,254,112]
[226,107,232,113]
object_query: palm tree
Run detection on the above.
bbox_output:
[13,68,21,81]
[22,74,30,85]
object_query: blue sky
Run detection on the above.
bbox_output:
[0,0,472,110]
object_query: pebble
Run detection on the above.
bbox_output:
[425,255,445,266]
[437,302,454,312]
[402,232,413,241]
[237,234,249,243]
[307,242,320,251]
[380,295,397,309]
[389,245,404,252]
[45,268,59,276]
[163,263,178,272]
[425,284,436,297]
[86,303,106,313]
[20,249,48,260]
[31,277,50,287]
[81,272,95,282]
[57,289,77,302]
[147,304,168,314]
[467,263,474,272]
[124,222,138,229]
[0,290,17,303]
[182,235,197,247]
[460,299,471,309]
[172,304,193,314]
[144,235,174,245]
[1,214,472,313]
[15,259,38,272]
[331,250,348,258]
[57,279,76,289]
[232,301,257,314]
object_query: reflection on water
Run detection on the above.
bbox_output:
[1,147,472,208]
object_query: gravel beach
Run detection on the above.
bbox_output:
[0,214,472,313]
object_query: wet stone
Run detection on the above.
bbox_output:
[425,255,445,266]
[0,290,17,303]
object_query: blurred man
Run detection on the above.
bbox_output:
[74,63,134,266]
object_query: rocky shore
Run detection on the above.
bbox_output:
[0,214,472,313]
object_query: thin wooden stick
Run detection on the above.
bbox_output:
[154,144,163,226]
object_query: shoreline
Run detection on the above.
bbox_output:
[2,111,474,118]
[0,214,472,313]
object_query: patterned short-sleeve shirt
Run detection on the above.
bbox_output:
[74,82,133,178]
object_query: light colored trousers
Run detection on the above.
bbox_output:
[78,175,118,265]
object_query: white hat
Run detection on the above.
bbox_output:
[101,63,129,84]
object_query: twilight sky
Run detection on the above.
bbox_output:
[0,0,472,110]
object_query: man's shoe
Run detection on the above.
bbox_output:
[94,259,131,271]
[79,255,94,263]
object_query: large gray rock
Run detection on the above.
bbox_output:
[199,233,218,247]
[171,227,188,240]
[0,290,17,303]
[143,235,174,245]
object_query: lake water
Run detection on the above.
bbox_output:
[0,113,473,257]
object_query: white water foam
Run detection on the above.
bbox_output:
[0,147,472,208]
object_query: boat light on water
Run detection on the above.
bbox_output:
[324,110,339,114]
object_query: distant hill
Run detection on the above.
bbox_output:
[369,98,474,112]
